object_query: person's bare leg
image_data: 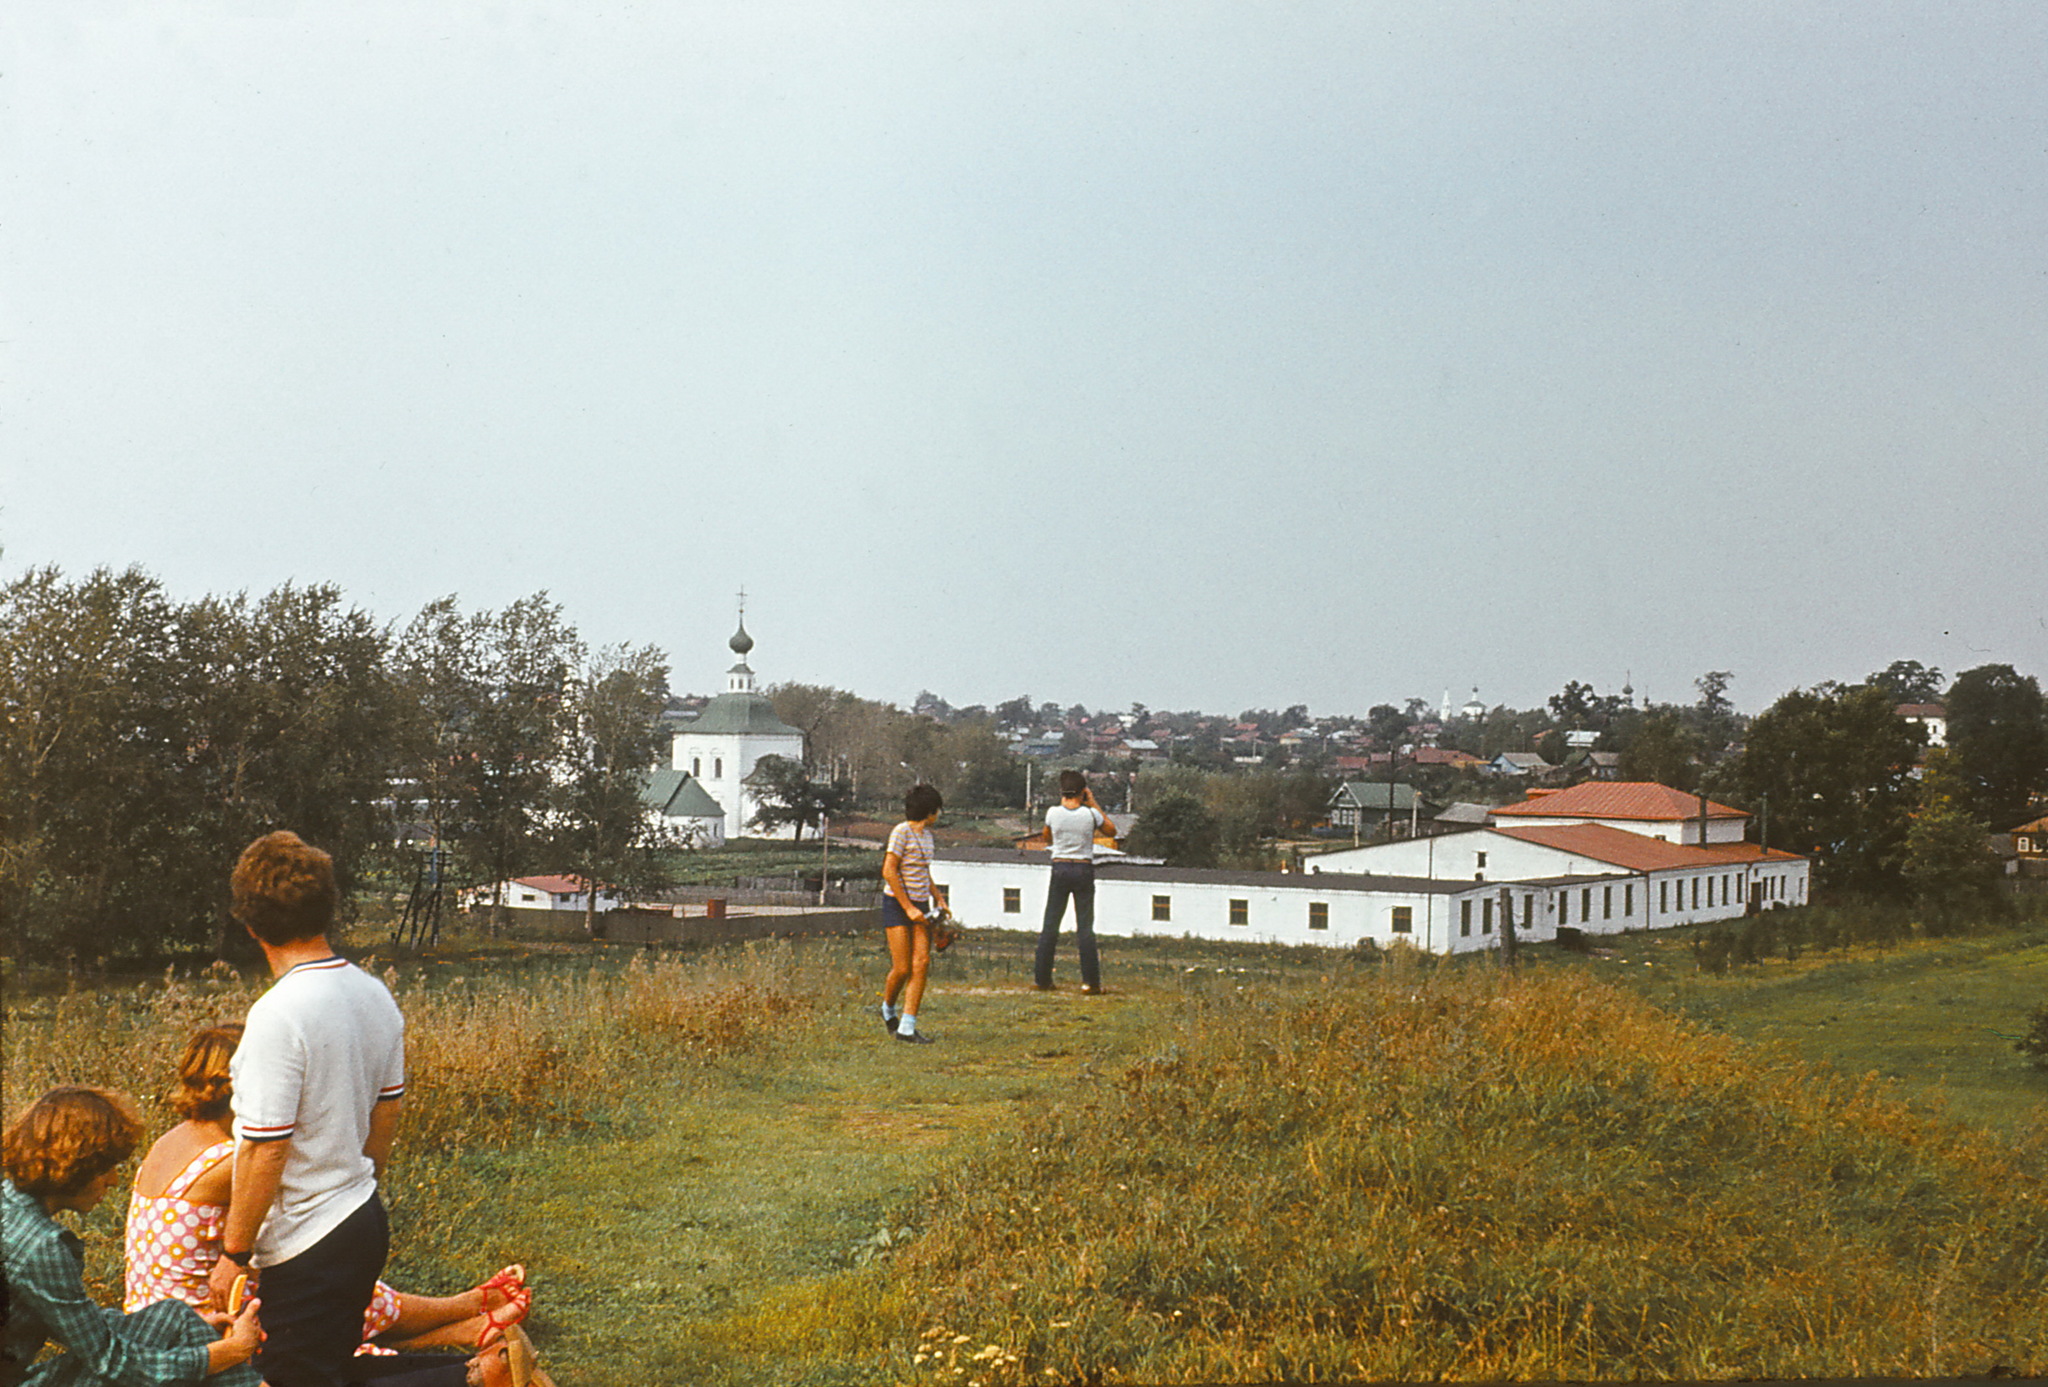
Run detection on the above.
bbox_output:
[902,927,931,1017]
[387,1289,482,1337]
[387,1312,493,1351]
[883,926,913,1010]
[384,1277,525,1350]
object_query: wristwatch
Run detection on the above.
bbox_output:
[221,1248,253,1266]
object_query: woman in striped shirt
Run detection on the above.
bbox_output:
[880,783,949,1044]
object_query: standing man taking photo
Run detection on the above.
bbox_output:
[1035,770,1110,995]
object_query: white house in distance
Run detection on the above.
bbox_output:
[933,848,1597,955]
[461,874,623,914]
[1895,703,1947,748]
[1304,781,1809,933]
[667,620,806,841]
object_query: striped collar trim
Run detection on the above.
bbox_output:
[282,955,349,977]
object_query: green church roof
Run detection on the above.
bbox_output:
[640,768,726,818]
[679,692,803,738]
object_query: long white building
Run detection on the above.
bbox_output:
[937,780,1808,955]
[1305,781,1808,932]
[934,848,1614,955]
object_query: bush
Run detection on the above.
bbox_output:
[2018,1003,2048,1072]
[1694,927,1732,975]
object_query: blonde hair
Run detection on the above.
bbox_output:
[2,1086,143,1198]
[171,1023,244,1122]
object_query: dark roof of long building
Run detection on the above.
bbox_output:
[936,847,1482,895]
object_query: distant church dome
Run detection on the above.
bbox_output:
[729,621,754,658]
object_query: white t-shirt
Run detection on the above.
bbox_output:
[1045,803,1106,861]
[231,956,406,1265]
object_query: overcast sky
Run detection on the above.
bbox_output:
[5,1,2044,718]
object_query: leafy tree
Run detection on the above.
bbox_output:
[1945,663,2048,829]
[1366,703,1409,747]
[1,566,202,961]
[1724,683,1923,893]
[186,585,403,932]
[395,594,581,926]
[935,719,1026,809]
[1548,680,1598,728]
[1124,790,1220,867]
[1694,670,1737,758]
[2,568,406,964]
[1866,659,1945,704]
[1618,710,1700,790]
[1901,749,1998,934]
[995,694,1036,730]
[744,754,852,839]
[554,643,680,933]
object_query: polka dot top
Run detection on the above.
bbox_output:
[123,1140,233,1312]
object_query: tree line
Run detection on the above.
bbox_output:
[2,567,671,965]
[7,564,2043,964]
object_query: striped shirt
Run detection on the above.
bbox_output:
[886,820,935,903]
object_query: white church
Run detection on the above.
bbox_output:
[654,617,805,844]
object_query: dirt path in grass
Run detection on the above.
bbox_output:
[483,965,1189,1386]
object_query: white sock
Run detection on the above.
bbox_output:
[899,1013,918,1035]
[883,1001,899,1021]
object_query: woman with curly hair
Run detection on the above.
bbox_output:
[124,1024,532,1356]
[2,1085,263,1386]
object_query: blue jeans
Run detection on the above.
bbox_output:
[1036,861,1100,989]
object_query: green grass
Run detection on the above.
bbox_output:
[10,913,2048,1384]
[657,838,883,886]
[1526,911,2048,1137]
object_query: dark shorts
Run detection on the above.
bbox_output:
[881,896,931,930]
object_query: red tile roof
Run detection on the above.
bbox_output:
[513,874,591,894]
[1495,824,1799,872]
[1490,781,1746,823]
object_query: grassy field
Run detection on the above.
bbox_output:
[1522,910,2048,1137]
[6,912,2046,1384]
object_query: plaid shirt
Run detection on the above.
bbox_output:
[1,1178,209,1386]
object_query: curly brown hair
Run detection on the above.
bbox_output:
[3,1086,143,1198]
[232,829,337,945]
[171,1023,244,1122]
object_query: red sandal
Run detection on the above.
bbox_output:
[478,1265,526,1302]
[476,1285,531,1350]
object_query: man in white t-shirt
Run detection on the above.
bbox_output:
[205,831,468,1387]
[1035,770,1110,994]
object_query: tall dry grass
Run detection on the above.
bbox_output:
[3,944,826,1300]
[886,962,2048,1383]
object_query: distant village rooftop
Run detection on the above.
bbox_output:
[1490,781,1746,823]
